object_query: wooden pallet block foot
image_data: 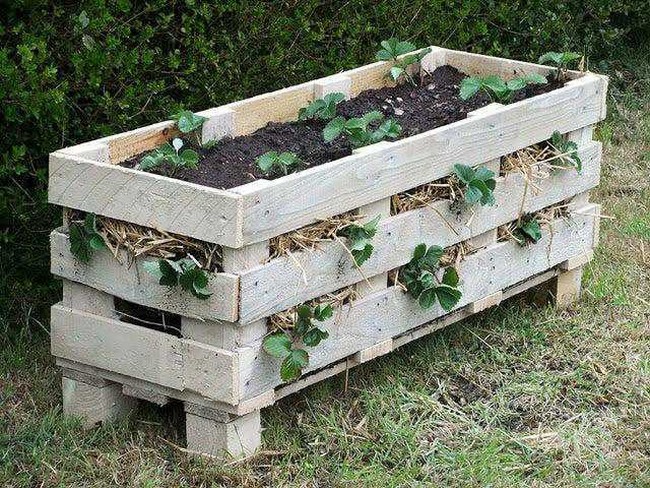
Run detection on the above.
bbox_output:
[62,375,137,428]
[553,266,584,309]
[185,403,261,459]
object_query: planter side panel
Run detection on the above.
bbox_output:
[240,206,599,398]
[237,142,601,323]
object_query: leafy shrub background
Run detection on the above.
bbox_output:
[1,0,648,333]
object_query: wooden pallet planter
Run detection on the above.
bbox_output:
[49,46,607,459]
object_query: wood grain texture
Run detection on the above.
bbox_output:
[51,229,239,322]
[48,153,243,247]
[51,304,240,404]
[240,206,599,398]
[237,143,601,323]
[234,76,606,245]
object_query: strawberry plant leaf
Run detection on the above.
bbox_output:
[142,260,163,280]
[435,285,463,311]
[280,348,309,381]
[297,305,312,319]
[255,151,301,176]
[313,304,333,321]
[413,243,427,260]
[302,327,329,347]
[418,288,437,309]
[390,66,404,81]
[323,116,346,142]
[173,110,208,133]
[459,77,482,100]
[263,333,292,359]
[520,218,542,243]
[454,164,476,184]
[69,224,92,263]
[158,259,179,286]
[442,267,459,287]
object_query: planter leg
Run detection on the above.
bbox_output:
[62,374,136,428]
[554,266,584,309]
[185,404,261,459]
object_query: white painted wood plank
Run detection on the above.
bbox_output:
[235,75,606,245]
[48,153,243,247]
[238,143,601,322]
[240,206,598,398]
[51,304,240,404]
[51,229,239,322]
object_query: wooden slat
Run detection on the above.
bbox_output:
[234,75,606,245]
[51,229,239,322]
[237,143,601,322]
[240,206,599,398]
[48,153,244,247]
[51,304,240,404]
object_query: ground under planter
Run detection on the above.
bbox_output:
[49,46,607,459]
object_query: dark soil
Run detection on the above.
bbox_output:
[125,65,563,190]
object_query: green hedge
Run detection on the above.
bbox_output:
[1,0,647,331]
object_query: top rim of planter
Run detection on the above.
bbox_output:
[48,46,608,248]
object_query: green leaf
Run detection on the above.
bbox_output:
[323,117,345,142]
[454,164,476,184]
[313,304,333,322]
[474,166,495,182]
[363,215,380,236]
[395,40,416,56]
[69,224,92,263]
[413,243,427,260]
[278,152,299,168]
[390,66,404,81]
[465,181,485,204]
[263,333,292,359]
[419,270,436,289]
[522,73,547,84]
[361,110,383,126]
[442,267,459,287]
[373,119,401,142]
[88,234,105,250]
[459,77,481,100]
[84,213,98,234]
[297,305,312,319]
[158,259,179,286]
[352,243,373,266]
[173,110,207,133]
[520,219,542,243]
[139,154,162,170]
[302,327,329,347]
[506,78,527,91]
[423,245,444,267]
[435,285,462,311]
[538,52,562,65]
[280,349,309,381]
[418,288,437,309]
[256,151,278,173]
[180,149,199,169]
[142,260,163,280]
[482,75,508,95]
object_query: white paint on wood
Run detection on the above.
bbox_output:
[62,280,115,317]
[51,229,239,322]
[201,107,235,144]
[48,153,243,247]
[185,410,261,459]
[237,144,601,322]
[314,75,352,99]
[51,304,240,404]
[240,207,598,398]
[62,376,137,428]
[469,291,503,314]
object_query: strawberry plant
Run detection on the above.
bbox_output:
[513,216,542,246]
[143,257,211,299]
[337,215,380,266]
[453,164,497,206]
[256,151,302,176]
[549,131,582,172]
[263,303,333,381]
[138,138,199,175]
[69,213,106,263]
[323,111,401,148]
[459,73,547,103]
[298,92,346,121]
[401,244,462,311]
[538,52,582,81]
[376,38,432,85]
[172,110,208,134]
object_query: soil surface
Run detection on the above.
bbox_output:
[125,65,563,190]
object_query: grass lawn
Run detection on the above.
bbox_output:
[1,53,648,487]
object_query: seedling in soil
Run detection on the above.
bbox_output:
[401,243,463,311]
[172,110,208,134]
[263,303,333,382]
[256,151,303,176]
[138,138,200,175]
[513,216,543,246]
[453,164,497,206]
[337,215,380,266]
[538,51,582,81]
[69,213,106,263]
[376,38,432,85]
[299,92,346,121]
[143,257,211,299]
[323,111,401,148]
[549,131,582,172]
[459,73,547,103]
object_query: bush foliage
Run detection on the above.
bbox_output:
[1,0,648,332]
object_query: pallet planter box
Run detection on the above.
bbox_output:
[49,46,607,459]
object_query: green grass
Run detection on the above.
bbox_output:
[2,53,649,487]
